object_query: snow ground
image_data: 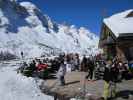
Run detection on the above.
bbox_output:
[0,62,53,100]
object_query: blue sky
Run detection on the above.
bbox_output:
[18,0,133,35]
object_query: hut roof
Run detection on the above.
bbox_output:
[104,9,133,37]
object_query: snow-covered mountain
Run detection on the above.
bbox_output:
[0,0,99,58]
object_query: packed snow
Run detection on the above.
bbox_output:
[0,62,53,100]
[104,9,133,37]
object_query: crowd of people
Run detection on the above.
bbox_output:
[102,56,133,100]
[18,53,133,100]
[19,53,96,84]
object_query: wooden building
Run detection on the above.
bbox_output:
[99,9,133,62]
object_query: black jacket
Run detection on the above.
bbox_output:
[103,66,119,82]
[103,67,111,82]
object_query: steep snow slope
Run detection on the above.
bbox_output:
[0,0,99,58]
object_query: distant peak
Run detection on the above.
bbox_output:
[79,27,91,33]
[20,2,37,10]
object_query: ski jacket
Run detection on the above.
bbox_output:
[57,64,66,77]
[37,63,48,71]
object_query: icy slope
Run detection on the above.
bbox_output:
[0,0,99,58]
[0,63,53,100]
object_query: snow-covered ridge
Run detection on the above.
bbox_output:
[20,2,37,10]
[0,0,99,58]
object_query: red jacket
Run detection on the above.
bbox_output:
[37,63,48,71]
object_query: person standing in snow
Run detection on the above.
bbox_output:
[70,56,75,71]
[73,54,80,71]
[81,55,88,71]
[85,58,95,80]
[65,54,72,72]
[57,60,66,86]
[103,59,112,100]
[103,59,119,100]
[20,51,24,59]
[29,60,37,74]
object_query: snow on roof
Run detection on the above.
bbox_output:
[103,9,133,37]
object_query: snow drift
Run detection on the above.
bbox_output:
[0,63,53,100]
